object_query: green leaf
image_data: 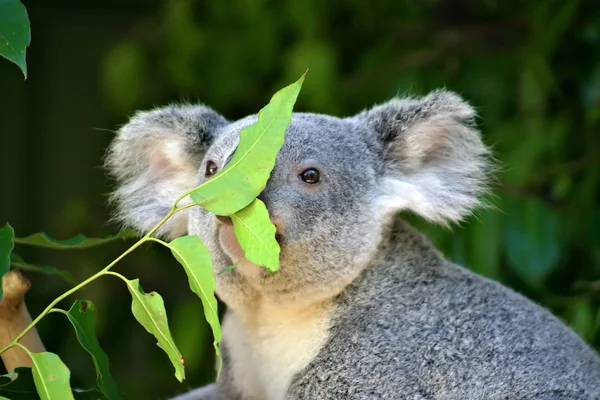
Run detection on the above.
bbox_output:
[569,301,598,342]
[0,0,30,78]
[72,387,104,400]
[167,235,222,376]
[504,197,560,286]
[123,278,184,382]
[0,367,37,399]
[190,72,306,215]
[232,199,280,272]
[65,301,122,400]
[30,352,74,400]
[10,253,77,285]
[0,223,15,301]
[13,230,137,250]
[467,206,503,280]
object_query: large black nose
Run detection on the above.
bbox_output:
[216,215,233,225]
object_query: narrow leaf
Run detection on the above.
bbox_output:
[14,230,137,250]
[168,235,222,376]
[0,367,97,400]
[10,253,77,284]
[30,352,74,400]
[190,72,306,215]
[0,0,30,78]
[0,223,15,301]
[0,367,37,399]
[65,300,122,400]
[123,278,184,382]
[232,199,280,272]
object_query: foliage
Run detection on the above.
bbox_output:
[0,76,304,398]
[190,72,305,216]
[231,199,280,273]
[13,231,137,250]
[0,0,29,78]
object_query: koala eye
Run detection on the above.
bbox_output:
[299,168,320,184]
[205,161,218,177]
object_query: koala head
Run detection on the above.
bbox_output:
[106,90,490,307]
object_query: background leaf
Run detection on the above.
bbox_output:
[123,278,185,382]
[0,223,15,300]
[231,199,280,272]
[0,367,37,399]
[190,73,305,215]
[10,253,77,284]
[13,230,137,250]
[30,352,74,400]
[65,300,122,400]
[167,235,222,376]
[504,197,560,286]
[0,0,30,77]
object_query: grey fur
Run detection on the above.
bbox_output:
[105,90,600,400]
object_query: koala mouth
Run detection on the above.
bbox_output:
[215,215,284,264]
[216,217,245,263]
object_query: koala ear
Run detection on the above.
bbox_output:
[359,90,491,225]
[105,104,228,238]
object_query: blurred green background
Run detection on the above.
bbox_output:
[1,0,599,398]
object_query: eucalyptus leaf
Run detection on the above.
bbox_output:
[168,235,222,376]
[0,0,30,77]
[123,278,184,382]
[0,367,37,399]
[66,300,122,400]
[30,352,74,400]
[14,230,137,250]
[190,72,305,215]
[0,223,15,301]
[232,199,280,272]
[10,253,77,284]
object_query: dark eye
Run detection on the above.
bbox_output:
[205,161,218,177]
[299,168,320,184]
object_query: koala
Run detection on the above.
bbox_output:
[106,90,600,400]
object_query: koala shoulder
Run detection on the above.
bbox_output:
[288,221,600,400]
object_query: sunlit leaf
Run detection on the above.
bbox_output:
[232,199,280,272]
[0,223,15,301]
[30,352,74,400]
[0,0,30,78]
[10,253,77,284]
[168,235,221,376]
[123,278,184,382]
[190,72,305,215]
[65,300,122,400]
[14,230,137,249]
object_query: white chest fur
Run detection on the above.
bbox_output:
[222,299,334,400]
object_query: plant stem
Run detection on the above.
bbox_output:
[48,308,69,317]
[0,202,196,356]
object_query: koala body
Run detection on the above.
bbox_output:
[107,90,600,400]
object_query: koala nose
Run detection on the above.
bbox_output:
[216,215,233,225]
[256,192,268,208]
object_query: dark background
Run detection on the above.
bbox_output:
[1,0,599,398]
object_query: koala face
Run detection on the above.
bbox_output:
[106,90,490,306]
[188,114,387,301]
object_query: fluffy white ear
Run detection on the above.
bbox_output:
[105,104,228,238]
[359,90,491,225]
